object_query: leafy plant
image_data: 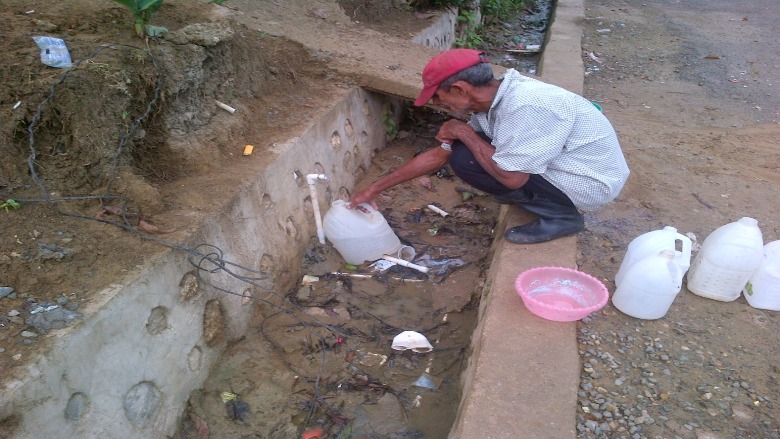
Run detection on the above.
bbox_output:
[1,199,20,212]
[454,9,484,48]
[111,0,165,37]
[381,107,399,140]
[481,0,526,19]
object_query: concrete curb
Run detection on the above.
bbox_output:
[449,0,585,437]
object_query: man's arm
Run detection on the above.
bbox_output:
[437,120,529,189]
[348,146,451,208]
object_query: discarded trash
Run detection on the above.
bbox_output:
[369,259,396,273]
[301,275,319,285]
[596,28,611,33]
[301,428,325,439]
[415,256,466,276]
[426,204,449,217]
[413,372,442,389]
[32,36,72,68]
[220,391,237,403]
[356,350,387,367]
[392,331,433,353]
[588,52,603,64]
[215,99,236,113]
[12,101,21,110]
[381,255,429,273]
[397,245,416,261]
[226,398,251,426]
[242,144,254,156]
[30,304,59,314]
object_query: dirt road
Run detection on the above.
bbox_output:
[576,1,780,437]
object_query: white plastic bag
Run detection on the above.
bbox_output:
[32,36,72,68]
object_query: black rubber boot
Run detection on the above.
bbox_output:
[504,197,585,244]
[492,187,532,205]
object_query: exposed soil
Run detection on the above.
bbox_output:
[2,0,780,438]
[0,0,349,371]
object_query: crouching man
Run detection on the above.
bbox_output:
[350,49,629,244]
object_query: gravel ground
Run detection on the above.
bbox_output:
[574,0,780,438]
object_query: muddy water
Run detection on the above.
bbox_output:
[482,0,554,75]
[178,131,499,438]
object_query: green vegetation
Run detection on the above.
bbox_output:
[111,0,164,37]
[1,199,20,212]
[481,0,527,19]
[381,107,399,140]
[454,9,483,48]
[410,0,527,48]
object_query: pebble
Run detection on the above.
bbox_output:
[0,286,14,298]
[20,331,38,338]
[8,309,20,317]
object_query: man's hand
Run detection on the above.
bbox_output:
[348,187,379,210]
[435,119,472,144]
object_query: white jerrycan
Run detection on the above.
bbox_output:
[323,200,403,265]
[743,240,780,311]
[686,217,764,302]
[615,226,692,287]
[612,250,685,319]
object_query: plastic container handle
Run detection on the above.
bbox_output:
[353,202,377,216]
[674,233,693,264]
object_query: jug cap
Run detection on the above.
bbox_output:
[738,217,758,227]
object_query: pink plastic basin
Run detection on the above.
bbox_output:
[515,266,609,322]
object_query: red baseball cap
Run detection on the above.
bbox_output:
[414,49,489,106]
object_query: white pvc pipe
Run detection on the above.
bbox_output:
[382,255,430,273]
[427,204,449,217]
[306,174,328,244]
[215,99,236,113]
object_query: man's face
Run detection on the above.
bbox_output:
[431,85,472,119]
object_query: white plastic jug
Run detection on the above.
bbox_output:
[612,250,685,319]
[323,200,403,265]
[743,240,780,311]
[615,226,692,288]
[686,217,764,302]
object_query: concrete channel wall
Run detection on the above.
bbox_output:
[0,89,400,438]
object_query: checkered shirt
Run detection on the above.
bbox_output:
[468,69,630,211]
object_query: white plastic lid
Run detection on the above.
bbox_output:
[738,217,758,227]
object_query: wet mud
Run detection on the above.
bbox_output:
[178,122,500,439]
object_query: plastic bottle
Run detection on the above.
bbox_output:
[686,217,763,302]
[612,250,684,319]
[615,226,692,288]
[743,240,780,311]
[323,200,402,265]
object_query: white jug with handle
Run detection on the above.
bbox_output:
[687,217,763,302]
[615,226,692,287]
[743,240,780,311]
[612,249,685,319]
[323,200,403,265]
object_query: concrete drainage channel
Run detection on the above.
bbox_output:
[0,84,404,438]
[0,1,588,437]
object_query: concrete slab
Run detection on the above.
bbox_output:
[449,1,585,437]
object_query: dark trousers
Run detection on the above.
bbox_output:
[448,135,576,208]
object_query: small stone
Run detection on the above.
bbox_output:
[8,309,20,317]
[21,331,38,338]
[0,286,14,298]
